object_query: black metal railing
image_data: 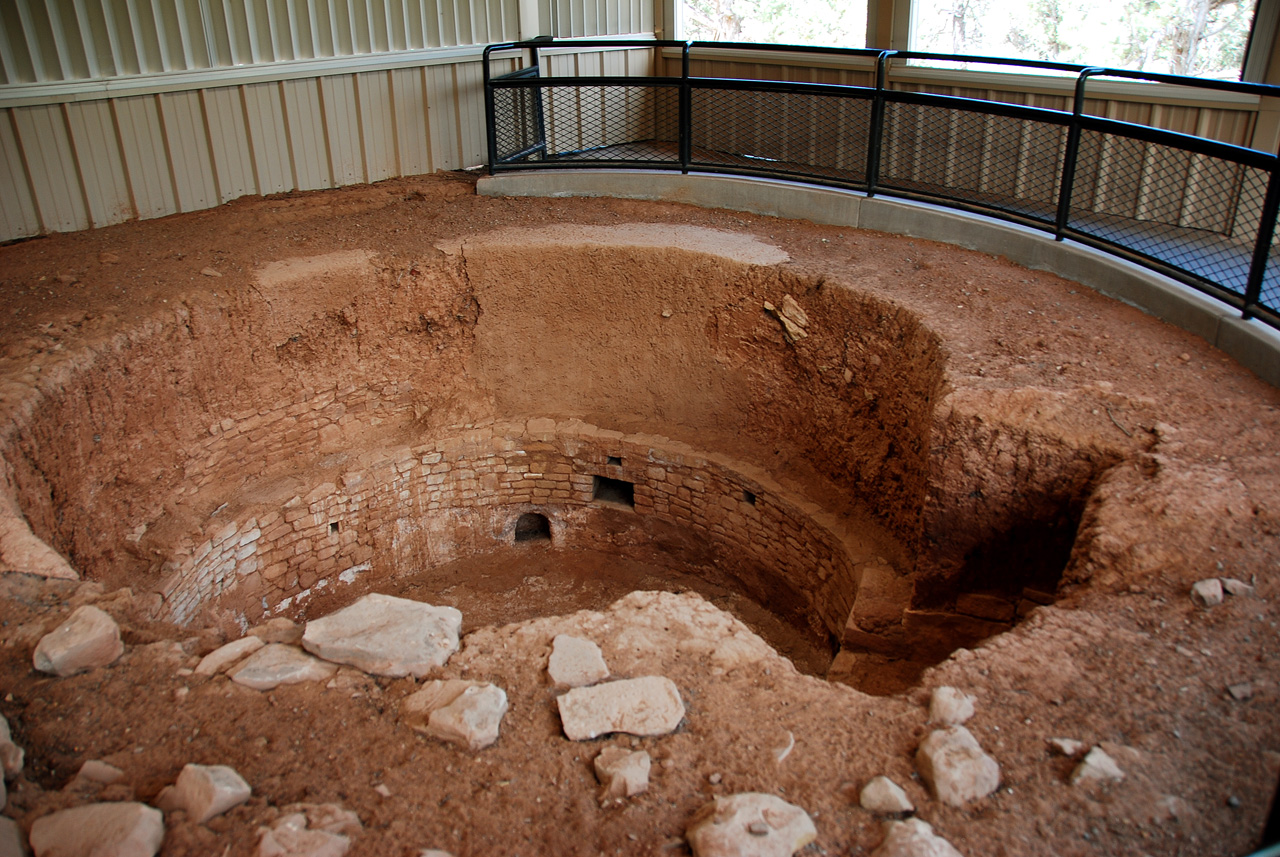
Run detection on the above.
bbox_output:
[483,39,1280,331]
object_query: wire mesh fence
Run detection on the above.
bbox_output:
[485,40,1280,330]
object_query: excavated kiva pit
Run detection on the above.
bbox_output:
[1,185,1277,857]
[1,223,1111,693]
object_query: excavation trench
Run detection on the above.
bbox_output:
[0,224,1113,693]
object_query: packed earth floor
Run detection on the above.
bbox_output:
[0,172,1277,856]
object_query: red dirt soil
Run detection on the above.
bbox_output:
[0,172,1277,857]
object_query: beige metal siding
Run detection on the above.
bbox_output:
[0,0,525,84]
[0,0,654,241]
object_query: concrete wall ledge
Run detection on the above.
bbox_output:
[478,169,1280,388]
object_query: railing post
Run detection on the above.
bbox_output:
[483,45,498,174]
[1055,68,1100,241]
[865,51,893,197]
[680,41,692,173]
[1243,156,1280,320]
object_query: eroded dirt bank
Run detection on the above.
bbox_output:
[0,173,1276,856]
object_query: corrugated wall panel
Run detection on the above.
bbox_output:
[357,70,399,181]
[64,99,132,228]
[321,75,364,185]
[115,94,178,220]
[203,87,258,203]
[242,82,294,195]
[12,103,88,232]
[0,110,41,238]
[391,66,433,175]
[159,90,220,212]
[453,60,487,167]
[280,77,332,190]
[423,65,460,171]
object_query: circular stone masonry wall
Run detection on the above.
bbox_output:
[0,223,1124,685]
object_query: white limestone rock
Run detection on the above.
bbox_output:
[195,637,265,676]
[547,635,609,688]
[557,676,685,741]
[229,644,338,691]
[685,792,817,857]
[916,726,1000,807]
[156,763,251,823]
[1220,578,1256,597]
[594,747,651,799]
[30,802,164,857]
[1047,738,1086,758]
[870,818,965,857]
[859,776,914,814]
[73,760,125,787]
[257,815,349,857]
[302,594,461,678]
[1190,578,1224,607]
[1070,747,1125,786]
[0,713,24,779]
[32,606,124,677]
[0,817,24,857]
[928,687,975,726]
[401,680,508,751]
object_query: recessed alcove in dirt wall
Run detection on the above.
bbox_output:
[0,224,1113,691]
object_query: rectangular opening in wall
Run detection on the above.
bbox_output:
[592,475,635,508]
[330,522,340,534]
[606,455,622,466]
[742,490,757,506]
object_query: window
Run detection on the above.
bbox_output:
[909,0,1259,79]
[677,0,1261,81]
[681,0,868,47]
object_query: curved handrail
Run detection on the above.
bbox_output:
[484,38,1280,330]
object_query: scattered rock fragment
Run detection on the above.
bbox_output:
[73,760,125,787]
[870,818,964,857]
[401,680,508,751]
[547,635,609,687]
[1220,578,1255,597]
[1227,682,1254,701]
[228,644,337,690]
[763,295,809,343]
[557,676,685,740]
[1047,738,1085,757]
[194,636,265,676]
[916,726,1000,807]
[301,594,461,678]
[32,605,124,676]
[1070,747,1125,786]
[860,776,914,814]
[1190,579,1224,607]
[155,763,251,823]
[928,687,975,726]
[686,792,817,857]
[0,714,24,779]
[594,747,651,800]
[257,814,349,857]
[200,267,222,278]
[30,802,164,857]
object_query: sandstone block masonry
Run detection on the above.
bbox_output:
[158,418,880,641]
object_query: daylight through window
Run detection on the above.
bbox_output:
[679,0,1259,80]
